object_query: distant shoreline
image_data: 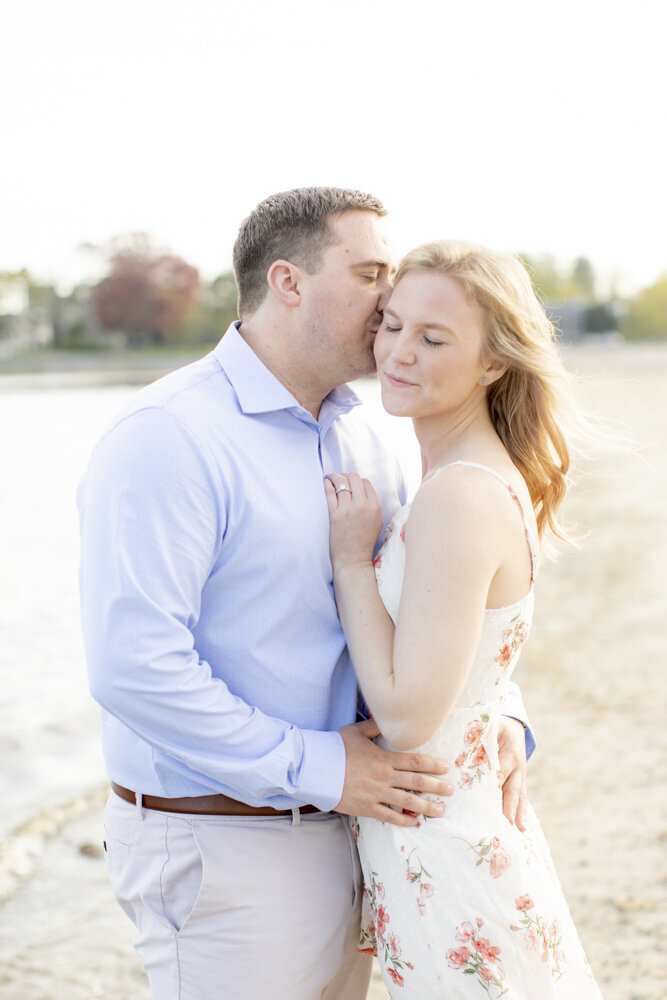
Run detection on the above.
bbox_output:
[0,346,208,388]
[1,339,666,389]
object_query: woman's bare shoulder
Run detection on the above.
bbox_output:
[408,459,534,543]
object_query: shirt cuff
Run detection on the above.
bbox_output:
[296,728,347,812]
[503,683,536,760]
[508,718,536,761]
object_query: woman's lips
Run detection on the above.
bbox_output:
[384,372,417,388]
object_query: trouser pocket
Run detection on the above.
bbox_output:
[103,798,204,937]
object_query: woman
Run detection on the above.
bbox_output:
[325,242,602,998]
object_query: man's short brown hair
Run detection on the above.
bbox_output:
[232,187,387,317]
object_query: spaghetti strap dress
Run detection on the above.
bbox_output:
[352,461,603,998]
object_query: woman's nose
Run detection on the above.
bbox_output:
[390,333,415,366]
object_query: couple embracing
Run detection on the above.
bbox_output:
[79,187,602,998]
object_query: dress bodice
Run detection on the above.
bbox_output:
[371,461,536,762]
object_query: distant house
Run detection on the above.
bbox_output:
[546,299,588,342]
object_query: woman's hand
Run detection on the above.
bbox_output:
[324,472,384,572]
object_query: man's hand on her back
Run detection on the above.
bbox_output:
[497,715,528,831]
[334,720,453,826]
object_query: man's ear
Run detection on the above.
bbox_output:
[266,259,301,308]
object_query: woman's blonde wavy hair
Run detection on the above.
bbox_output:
[395,240,575,541]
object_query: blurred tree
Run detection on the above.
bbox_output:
[91,234,200,346]
[571,256,596,300]
[521,253,598,303]
[0,269,30,314]
[182,271,238,344]
[520,253,563,301]
[621,276,667,340]
[584,303,618,333]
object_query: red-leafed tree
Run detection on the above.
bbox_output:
[92,234,200,345]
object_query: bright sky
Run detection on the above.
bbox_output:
[2,0,665,296]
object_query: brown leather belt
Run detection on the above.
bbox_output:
[111,782,320,817]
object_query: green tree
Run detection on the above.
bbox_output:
[584,302,618,333]
[571,256,596,300]
[520,253,598,303]
[0,269,30,314]
[183,271,238,344]
[519,253,566,301]
[621,276,667,340]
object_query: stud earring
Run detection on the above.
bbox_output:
[480,376,490,385]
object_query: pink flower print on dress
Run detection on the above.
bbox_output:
[405,847,435,916]
[474,936,502,965]
[376,903,390,938]
[455,921,477,943]
[511,898,566,980]
[388,933,401,958]
[497,644,513,670]
[446,946,471,969]
[456,715,493,789]
[464,720,483,746]
[417,882,435,916]
[400,523,406,542]
[489,848,511,878]
[358,890,378,955]
[387,968,405,987]
[447,919,507,997]
[458,835,512,880]
[494,614,529,685]
[362,868,415,986]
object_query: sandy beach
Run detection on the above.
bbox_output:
[0,342,665,999]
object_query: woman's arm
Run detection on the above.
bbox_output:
[326,467,504,751]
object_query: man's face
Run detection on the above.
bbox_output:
[298,210,394,386]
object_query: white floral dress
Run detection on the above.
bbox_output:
[352,462,603,999]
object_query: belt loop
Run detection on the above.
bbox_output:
[136,791,144,821]
[291,807,301,828]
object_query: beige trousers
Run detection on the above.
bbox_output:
[103,793,372,999]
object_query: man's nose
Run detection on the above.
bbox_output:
[377,277,393,312]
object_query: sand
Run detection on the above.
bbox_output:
[1,342,665,999]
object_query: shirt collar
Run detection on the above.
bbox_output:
[213,322,363,420]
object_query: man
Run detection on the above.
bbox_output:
[79,187,532,999]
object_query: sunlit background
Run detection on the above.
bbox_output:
[2,0,665,296]
[1,3,665,999]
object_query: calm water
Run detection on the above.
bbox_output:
[1,383,135,840]
[0,371,420,843]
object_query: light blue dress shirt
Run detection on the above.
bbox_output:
[78,323,533,813]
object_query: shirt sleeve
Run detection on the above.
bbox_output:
[502,681,536,759]
[78,406,346,811]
